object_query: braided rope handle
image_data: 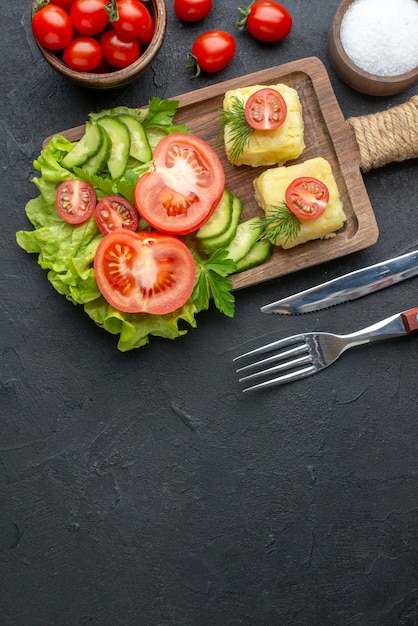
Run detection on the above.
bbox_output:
[347,95,418,172]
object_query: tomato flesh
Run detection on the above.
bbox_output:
[285,177,329,220]
[134,133,225,235]
[247,1,292,43]
[94,231,196,315]
[174,0,212,22]
[56,180,97,224]
[32,5,74,51]
[95,195,139,235]
[244,88,287,131]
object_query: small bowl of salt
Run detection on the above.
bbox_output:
[328,0,418,96]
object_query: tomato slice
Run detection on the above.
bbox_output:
[95,195,139,235]
[55,179,97,224]
[94,230,196,315]
[285,177,329,220]
[134,133,225,235]
[244,88,287,131]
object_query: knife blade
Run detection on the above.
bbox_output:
[261,250,418,315]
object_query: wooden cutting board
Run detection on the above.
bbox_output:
[46,57,395,290]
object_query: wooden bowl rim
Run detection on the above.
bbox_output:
[33,0,167,87]
[328,0,418,86]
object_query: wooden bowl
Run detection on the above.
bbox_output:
[328,0,418,96]
[32,0,167,90]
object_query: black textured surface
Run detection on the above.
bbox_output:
[1,2,418,625]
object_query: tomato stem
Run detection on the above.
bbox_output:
[104,0,119,22]
[186,52,201,79]
[236,2,255,30]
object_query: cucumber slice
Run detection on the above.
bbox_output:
[196,190,232,240]
[96,116,130,179]
[61,121,102,169]
[82,127,111,176]
[224,217,263,264]
[235,240,273,273]
[198,196,242,254]
[117,114,152,163]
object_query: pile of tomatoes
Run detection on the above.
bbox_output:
[32,0,154,72]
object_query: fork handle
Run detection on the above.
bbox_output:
[401,307,418,334]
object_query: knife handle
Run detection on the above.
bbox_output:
[401,307,418,334]
[347,95,418,172]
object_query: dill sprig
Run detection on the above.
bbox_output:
[219,96,254,164]
[256,202,301,246]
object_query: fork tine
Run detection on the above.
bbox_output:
[240,364,317,392]
[236,342,308,373]
[233,333,306,362]
[238,353,313,382]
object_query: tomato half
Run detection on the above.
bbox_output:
[174,0,212,22]
[244,88,287,131]
[190,30,236,75]
[70,0,109,36]
[95,195,139,235]
[94,230,196,314]
[242,1,292,43]
[113,0,152,39]
[100,30,140,68]
[134,133,225,235]
[55,180,97,224]
[32,4,74,51]
[285,177,329,220]
[63,37,103,71]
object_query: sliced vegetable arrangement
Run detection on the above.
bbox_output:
[16,98,271,351]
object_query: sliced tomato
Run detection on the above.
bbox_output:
[94,230,196,315]
[134,133,225,235]
[285,177,329,220]
[55,179,97,224]
[95,195,138,235]
[244,88,287,131]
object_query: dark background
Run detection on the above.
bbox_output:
[1,1,418,625]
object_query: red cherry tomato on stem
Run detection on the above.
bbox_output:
[63,37,103,71]
[32,4,74,51]
[189,30,236,77]
[174,0,212,22]
[100,30,140,68]
[237,1,292,43]
[94,230,197,315]
[55,180,97,224]
[137,14,154,44]
[244,88,287,130]
[95,195,139,235]
[113,0,153,39]
[70,0,109,36]
[285,177,329,220]
[134,133,225,235]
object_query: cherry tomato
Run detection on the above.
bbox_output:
[95,195,139,235]
[70,0,109,36]
[244,88,287,130]
[238,1,292,43]
[100,30,140,68]
[137,14,154,44]
[174,0,212,22]
[55,180,97,224]
[50,0,76,9]
[113,0,153,39]
[94,230,196,315]
[63,37,103,71]
[134,133,225,235]
[32,5,74,51]
[189,30,236,76]
[285,177,329,220]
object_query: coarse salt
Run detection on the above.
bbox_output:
[340,0,418,76]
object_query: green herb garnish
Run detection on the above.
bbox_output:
[219,96,254,164]
[257,202,301,246]
[192,249,237,318]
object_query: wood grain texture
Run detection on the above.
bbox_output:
[46,57,379,290]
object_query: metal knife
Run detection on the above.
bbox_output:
[261,250,418,315]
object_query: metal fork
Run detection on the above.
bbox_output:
[234,307,418,392]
